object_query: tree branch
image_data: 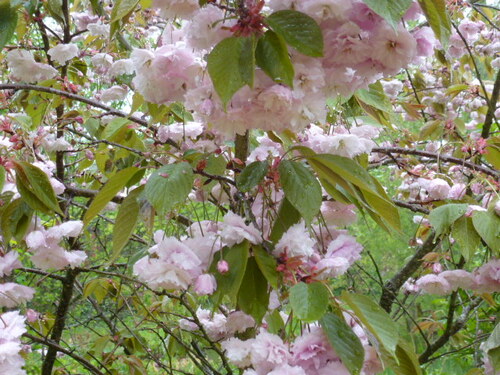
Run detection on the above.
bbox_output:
[24,333,106,375]
[481,68,500,139]
[379,232,438,313]
[371,147,498,178]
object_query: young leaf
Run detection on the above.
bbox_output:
[13,161,62,215]
[110,186,144,263]
[278,160,322,224]
[1,198,33,243]
[452,216,481,260]
[289,282,329,322]
[380,341,423,375]
[237,257,269,323]
[266,10,324,57]
[236,161,269,192]
[84,167,140,225]
[320,313,365,375]
[253,245,279,289]
[0,1,18,50]
[110,0,140,22]
[255,30,294,87]
[362,0,413,30]
[342,292,399,356]
[428,203,468,237]
[418,0,451,48]
[144,162,193,215]
[210,241,250,305]
[269,197,301,243]
[483,323,500,372]
[207,36,255,108]
[472,210,500,253]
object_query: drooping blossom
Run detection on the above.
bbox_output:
[219,212,261,247]
[47,43,79,65]
[193,274,217,295]
[6,50,58,83]
[0,311,27,375]
[0,283,35,308]
[415,274,452,295]
[133,236,203,290]
[25,221,86,270]
[100,86,128,103]
[273,221,316,258]
[0,252,22,277]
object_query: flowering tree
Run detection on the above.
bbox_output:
[0,0,499,374]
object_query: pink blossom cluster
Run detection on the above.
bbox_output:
[0,311,28,375]
[179,309,255,341]
[410,259,500,295]
[124,0,426,136]
[0,252,34,308]
[25,221,86,270]
[220,321,382,375]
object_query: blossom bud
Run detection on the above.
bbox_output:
[217,260,229,274]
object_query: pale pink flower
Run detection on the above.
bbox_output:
[185,6,235,50]
[0,252,22,277]
[133,237,203,290]
[193,274,217,295]
[372,26,417,76]
[427,178,450,200]
[87,22,109,37]
[415,274,452,295]
[268,364,307,375]
[291,326,339,372]
[196,308,227,341]
[217,260,229,274]
[219,212,261,247]
[48,43,79,65]
[0,283,35,308]
[439,270,476,291]
[221,338,254,367]
[72,12,99,30]
[0,311,27,375]
[251,330,290,373]
[413,27,438,57]
[157,122,203,142]
[315,256,350,279]
[448,183,467,200]
[226,311,255,335]
[108,59,135,78]
[153,0,199,19]
[473,259,500,293]
[321,201,357,227]
[325,234,363,264]
[132,44,203,105]
[273,221,316,258]
[26,309,39,323]
[6,50,58,83]
[100,86,128,103]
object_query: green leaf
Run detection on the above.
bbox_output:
[1,198,33,243]
[320,313,365,375]
[110,186,143,263]
[452,216,481,260]
[255,30,294,87]
[278,160,322,224]
[237,257,269,323]
[342,292,399,355]
[381,341,423,375]
[144,163,193,215]
[0,2,18,50]
[211,241,250,305]
[83,167,140,225]
[253,245,279,289]
[0,165,5,193]
[418,0,451,48]
[110,0,139,22]
[429,203,468,237]
[472,210,500,254]
[362,0,413,29]
[207,36,255,108]
[266,309,285,334]
[266,10,323,57]
[269,197,301,243]
[102,118,130,139]
[236,161,269,192]
[483,323,500,372]
[355,82,393,113]
[307,154,378,194]
[13,161,62,215]
[361,188,401,232]
[289,282,329,322]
